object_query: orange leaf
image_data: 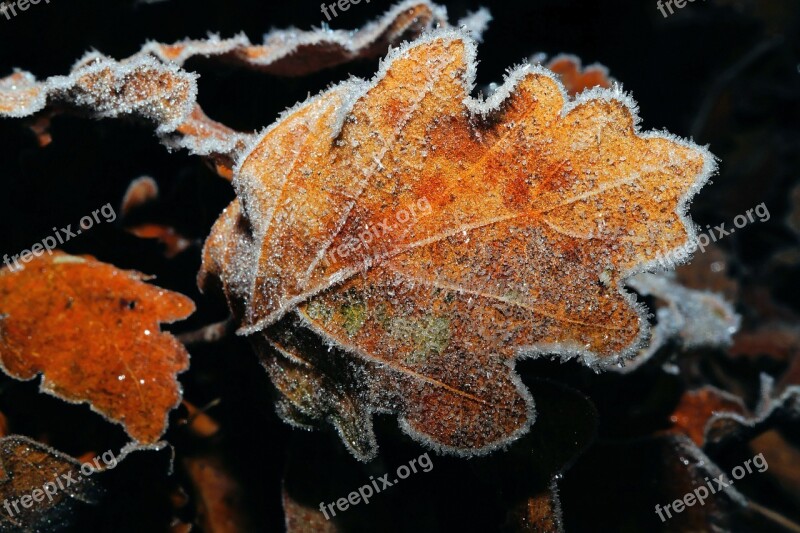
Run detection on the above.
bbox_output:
[126,224,194,259]
[120,176,160,218]
[664,387,747,446]
[0,252,194,444]
[182,455,253,533]
[545,55,613,96]
[201,31,714,459]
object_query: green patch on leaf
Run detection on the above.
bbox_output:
[386,314,451,364]
[340,302,367,337]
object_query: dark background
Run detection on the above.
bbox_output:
[0,0,798,531]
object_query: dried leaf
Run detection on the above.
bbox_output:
[513,491,560,533]
[0,252,194,444]
[0,436,100,532]
[201,31,714,459]
[560,435,752,532]
[619,272,740,372]
[168,105,254,180]
[0,54,197,131]
[0,56,250,179]
[701,374,800,447]
[664,386,747,446]
[534,54,614,97]
[120,176,160,218]
[126,224,194,259]
[27,114,54,148]
[0,72,42,118]
[673,242,739,300]
[731,323,800,362]
[182,455,252,533]
[137,0,470,76]
[180,400,220,438]
[0,3,485,181]
[282,483,339,533]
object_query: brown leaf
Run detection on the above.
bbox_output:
[731,323,800,362]
[200,31,714,459]
[664,386,748,446]
[27,114,54,148]
[512,491,559,533]
[0,54,197,130]
[541,54,613,97]
[137,1,486,76]
[0,57,251,178]
[182,455,252,533]
[282,483,339,533]
[120,176,160,218]
[0,436,100,531]
[180,400,220,438]
[168,105,254,180]
[0,252,194,444]
[0,72,41,117]
[126,224,194,259]
[673,242,739,300]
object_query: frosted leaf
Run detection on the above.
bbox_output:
[0,57,255,179]
[200,31,715,459]
[136,1,483,76]
[0,436,101,532]
[528,54,614,97]
[121,176,159,217]
[702,374,800,444]
[665,386,748,446]
[0,71,47,118]
[0,54,198,132]
[0,1,484,181]
[0,252,194,444]
[619,272,741,373]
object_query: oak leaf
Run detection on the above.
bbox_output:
[619,272,740,372]
[137,0,487,76]
[664,386,747,446]
[0,436,100,532]
[200,30,715,459]
[0,253,194,444]
[542,54,613,96]
[0,2,487,181]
